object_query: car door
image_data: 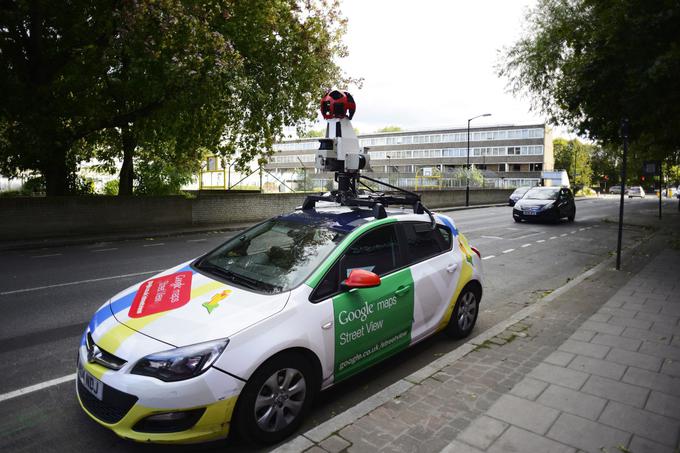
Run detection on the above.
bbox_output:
[401,222,460,343]
[310,224,414,383]
[557,188,570,217]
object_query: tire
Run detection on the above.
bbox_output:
[235,352,318,445]
[513,216,521,223]
[568,212,575,222]
[445,285,480,339]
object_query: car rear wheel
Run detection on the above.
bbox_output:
[445,286,480,339]
[235,352,317,445]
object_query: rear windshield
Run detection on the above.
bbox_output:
[195,219,346,293]
[524,187,559,200]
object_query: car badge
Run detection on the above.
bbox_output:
[202,289,232,314]
[87,344,102,364]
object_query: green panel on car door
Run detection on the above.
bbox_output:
[333,267,414,382]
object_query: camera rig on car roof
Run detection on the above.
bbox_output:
[301,90,435,224]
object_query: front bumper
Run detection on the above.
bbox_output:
[76,349,244,444]
[513,207,557,221]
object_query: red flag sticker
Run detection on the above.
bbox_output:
[128,271,193,318]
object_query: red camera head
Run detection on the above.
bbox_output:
[320,89,356,120]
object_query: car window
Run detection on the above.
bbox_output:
[403,223,451,264]
[312,224,401,301]
[196,219,346,293]
[340,225,401,278]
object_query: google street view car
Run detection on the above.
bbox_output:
[76,91,484,445]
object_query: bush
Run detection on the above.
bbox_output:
[575,186,596,196]
[102,180,119,196]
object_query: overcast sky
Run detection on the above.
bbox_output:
[307,0,554,136]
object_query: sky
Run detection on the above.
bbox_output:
[308,0,556,135]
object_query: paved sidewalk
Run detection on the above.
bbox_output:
[276,246,680,453]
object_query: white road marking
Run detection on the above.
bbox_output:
[560,233,568,237]
[31,253,62,258]
[536,239,545,243]
[92,248,118,252]
[579,228,586,231]
[143,243,165,247]
[502,248,515,254]
[0,373,76,403]
[515,232,543,240]
[482,255,495,260]
[187,239,207,243]
[549,236,558,240]
[570,231,577,234]
[0,269,163,296]
[521,243,532,248]
[481,235,504,240]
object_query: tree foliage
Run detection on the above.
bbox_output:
[377,126,403,133]
[1,0,352,195]
[499,0,680,156]
[553,138,594,186]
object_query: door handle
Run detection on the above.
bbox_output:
[446,263,458,273]
[322,321,333,330]
[394,285,410,297]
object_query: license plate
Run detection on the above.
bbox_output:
[523,211,537,216]
[78,362,104,401]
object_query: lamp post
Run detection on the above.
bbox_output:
[616,119,629,271]
[466,113,492,206]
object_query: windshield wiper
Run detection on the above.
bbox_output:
[195,262,277,292]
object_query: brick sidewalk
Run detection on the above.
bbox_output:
[278,247,680,453]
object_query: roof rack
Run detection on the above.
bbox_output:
[301,173,436,228]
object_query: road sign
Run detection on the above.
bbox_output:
[642,160,660,176]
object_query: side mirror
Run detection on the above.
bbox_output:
[341,269,381,291]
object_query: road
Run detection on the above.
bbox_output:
[0,196,672,452]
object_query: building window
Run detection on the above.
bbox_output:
[530,163,543,171]
[508,146,521,155]
[476,164,487,170]
[511,164,521,172]
[498,164,506,172]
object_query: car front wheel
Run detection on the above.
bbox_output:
[446,286,480,339]
[236,352,317,445]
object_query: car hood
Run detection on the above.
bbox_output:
[106,261,290,348]
[515,199,555,210]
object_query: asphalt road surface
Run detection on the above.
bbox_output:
[0,196,672,452]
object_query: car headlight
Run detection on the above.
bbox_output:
[131,338,229,382]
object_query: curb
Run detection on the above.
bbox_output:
[271,230,651,453]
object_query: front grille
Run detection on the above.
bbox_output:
[86,333,126,370]
[77,378,138,424]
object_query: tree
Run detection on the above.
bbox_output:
[1,0,352,195]
[553,138,594,187]
[499,0,680,158]
[377,126,402,133]
[300,128,326,138]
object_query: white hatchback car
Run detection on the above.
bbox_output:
[77,205,483,444]
[628,186,646,198]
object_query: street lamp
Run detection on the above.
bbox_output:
[466,113,492,206]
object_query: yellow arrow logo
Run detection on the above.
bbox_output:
[202,289,232,314]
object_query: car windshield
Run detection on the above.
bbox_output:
[524,187,560,200]
[512,187,530,196]
[196,219,346,294]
